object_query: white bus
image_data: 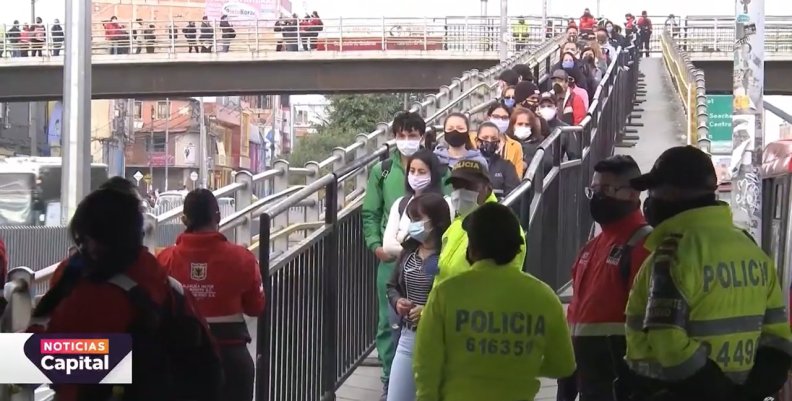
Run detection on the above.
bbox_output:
[0,157,109,226]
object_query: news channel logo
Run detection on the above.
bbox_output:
[0,333,132,384]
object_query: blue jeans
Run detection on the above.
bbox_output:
[386,328,417,401]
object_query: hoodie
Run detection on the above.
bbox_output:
[433,146,489,169]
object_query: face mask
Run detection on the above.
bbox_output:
[490,118,509,133]
[514,126,532,140]
[502,98,516,108]
[396,139,420,157]
[606,26,613,33]
[444,130,469,148]
[408,174,431,192]
[407,220,430,243]
[643,194,718,227]
[553,83,565,94]
[451,188,480,217]
[537,107,557,121]
[562,60,575,69]
[589,193,637,225]
[478,141,499,158]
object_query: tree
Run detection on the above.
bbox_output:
[287,94,414,167]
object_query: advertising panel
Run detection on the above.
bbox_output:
[205,0,279,26]
[175,134,199,167]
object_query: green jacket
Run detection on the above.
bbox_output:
[362,150,451,251]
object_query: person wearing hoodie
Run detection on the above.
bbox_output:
[51,19,64,56]
[434,113,488,170]
[497,69,520,99]
[486,103,523,177]
[362,111,429,400]
[512,63,534,83]
[513,81,541,112]
[476,122,519,200]
[579,8,596,34]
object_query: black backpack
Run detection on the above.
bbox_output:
[616,225,653,288]
[34,261,223,401]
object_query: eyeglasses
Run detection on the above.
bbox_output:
[584,185,629,199]
[490,114,509,120]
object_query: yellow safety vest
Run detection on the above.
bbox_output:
[625,204,792,383]
[414,259,575,401]
[512,23,528,40]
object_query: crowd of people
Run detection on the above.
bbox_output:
[0,18,64,57]
[567,8,655,58]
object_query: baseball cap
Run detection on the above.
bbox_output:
[538,92,555,104]
[551,69,569,81]
[445,159,491,186]
[629,146,717,191]
[514,81,540,104]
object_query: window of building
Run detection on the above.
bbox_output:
[134,101,142,119]
[146,136,167,152]
[258,96,272,109]
[156,101,169,119]
[295,110,309,126]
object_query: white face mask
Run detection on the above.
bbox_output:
[514,126,532,140]
[396,139,420,156]
[537,107,557,121]
[450,188,480,217]
[407,174,431,192]
[489,118,510,134]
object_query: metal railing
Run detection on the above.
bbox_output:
[21,34,565,288]
[660,30,710,151]
[0,16,571,62]
[669,23,792,56]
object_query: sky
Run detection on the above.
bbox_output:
[4,0,792,24]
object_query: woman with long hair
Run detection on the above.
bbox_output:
[506,107,551,175]
[385,192,452,401]
[382,149,453,258]
[434,113,488,169]
[486,103,523,178]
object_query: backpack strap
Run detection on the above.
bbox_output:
[397,196,411,217]
[378,159,393,187]
[618,225,653,288]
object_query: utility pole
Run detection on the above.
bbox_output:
[730,0,765,243]
[164,98,170,191]
[61,0,91,224]
[149,105,154,191]
[199,98,208,189]
[29,0,38,157]
[542,0,548,37]
[499,0,508,61]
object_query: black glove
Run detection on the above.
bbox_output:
[742,347,792,400]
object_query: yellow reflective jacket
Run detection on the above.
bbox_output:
[413,259,575,401]
[625,204,792,384]
[434,193,526,287]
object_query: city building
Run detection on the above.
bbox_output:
[291,95,330,139]
[780,122,792,140]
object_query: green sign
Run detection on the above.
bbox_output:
[706,95,733,154]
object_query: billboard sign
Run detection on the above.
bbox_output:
[205,0,279,25]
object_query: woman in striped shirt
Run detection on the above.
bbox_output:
[385,192,452,401]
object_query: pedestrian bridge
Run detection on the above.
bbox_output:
[0,16,561,101]
[665,20,792,94]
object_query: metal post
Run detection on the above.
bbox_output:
[730,0,765,242]
[596,0,601,19]
[499,0,508,61]
[199,98,208,189]
[28,103,37,156]
[61,0,91,224]
[127,98,135,178]
[149,105,154,190]
[542,0,548,36]
[164,98,170,190]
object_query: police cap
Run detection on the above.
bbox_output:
[445,159,491,187]
[630,146,717,191]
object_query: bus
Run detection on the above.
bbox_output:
[0,157,109,226]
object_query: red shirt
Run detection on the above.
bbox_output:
[637,17,653,31]
[579,16,596,31]
[41,250,171,401]
[567,210,650,335]
[157,232,264,322]
[562,90,587,126]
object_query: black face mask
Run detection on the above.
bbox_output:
[445,130,469,147]
[479,141,499,158]
[553,83,565,95]
[589,194,637,225]
[643,194,718,227]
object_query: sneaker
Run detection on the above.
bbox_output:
[380,382,388,401]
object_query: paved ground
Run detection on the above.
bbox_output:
[335,56,686,401]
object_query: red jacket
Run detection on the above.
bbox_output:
[567,210,650,336]
[157,232,264,343]
[637,17,653,32]
[37,250,171,401]
[562,89,587,126]
[579,15,596,31]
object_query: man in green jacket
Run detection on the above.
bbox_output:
[361,111,427,399]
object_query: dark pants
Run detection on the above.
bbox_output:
[639,33,651,57]
[557,336,627,401]
[219,344,255,401]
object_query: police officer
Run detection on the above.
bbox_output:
[623,146,792,401]
[413,203,575,401]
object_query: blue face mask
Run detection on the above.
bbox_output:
[502,98,516,108]
[408,220,430,243]
[562,60,575,69]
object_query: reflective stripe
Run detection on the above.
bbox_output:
[759,333,792,356]
[627,314,768,337]
[626,314,644,331]
[571,322,625,336]
[206,313,245,324]
[626,345,708,381]
[764,307,788,325]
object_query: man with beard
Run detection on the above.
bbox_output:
[558,155,652,401]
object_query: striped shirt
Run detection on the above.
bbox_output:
[403,251,435,306]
